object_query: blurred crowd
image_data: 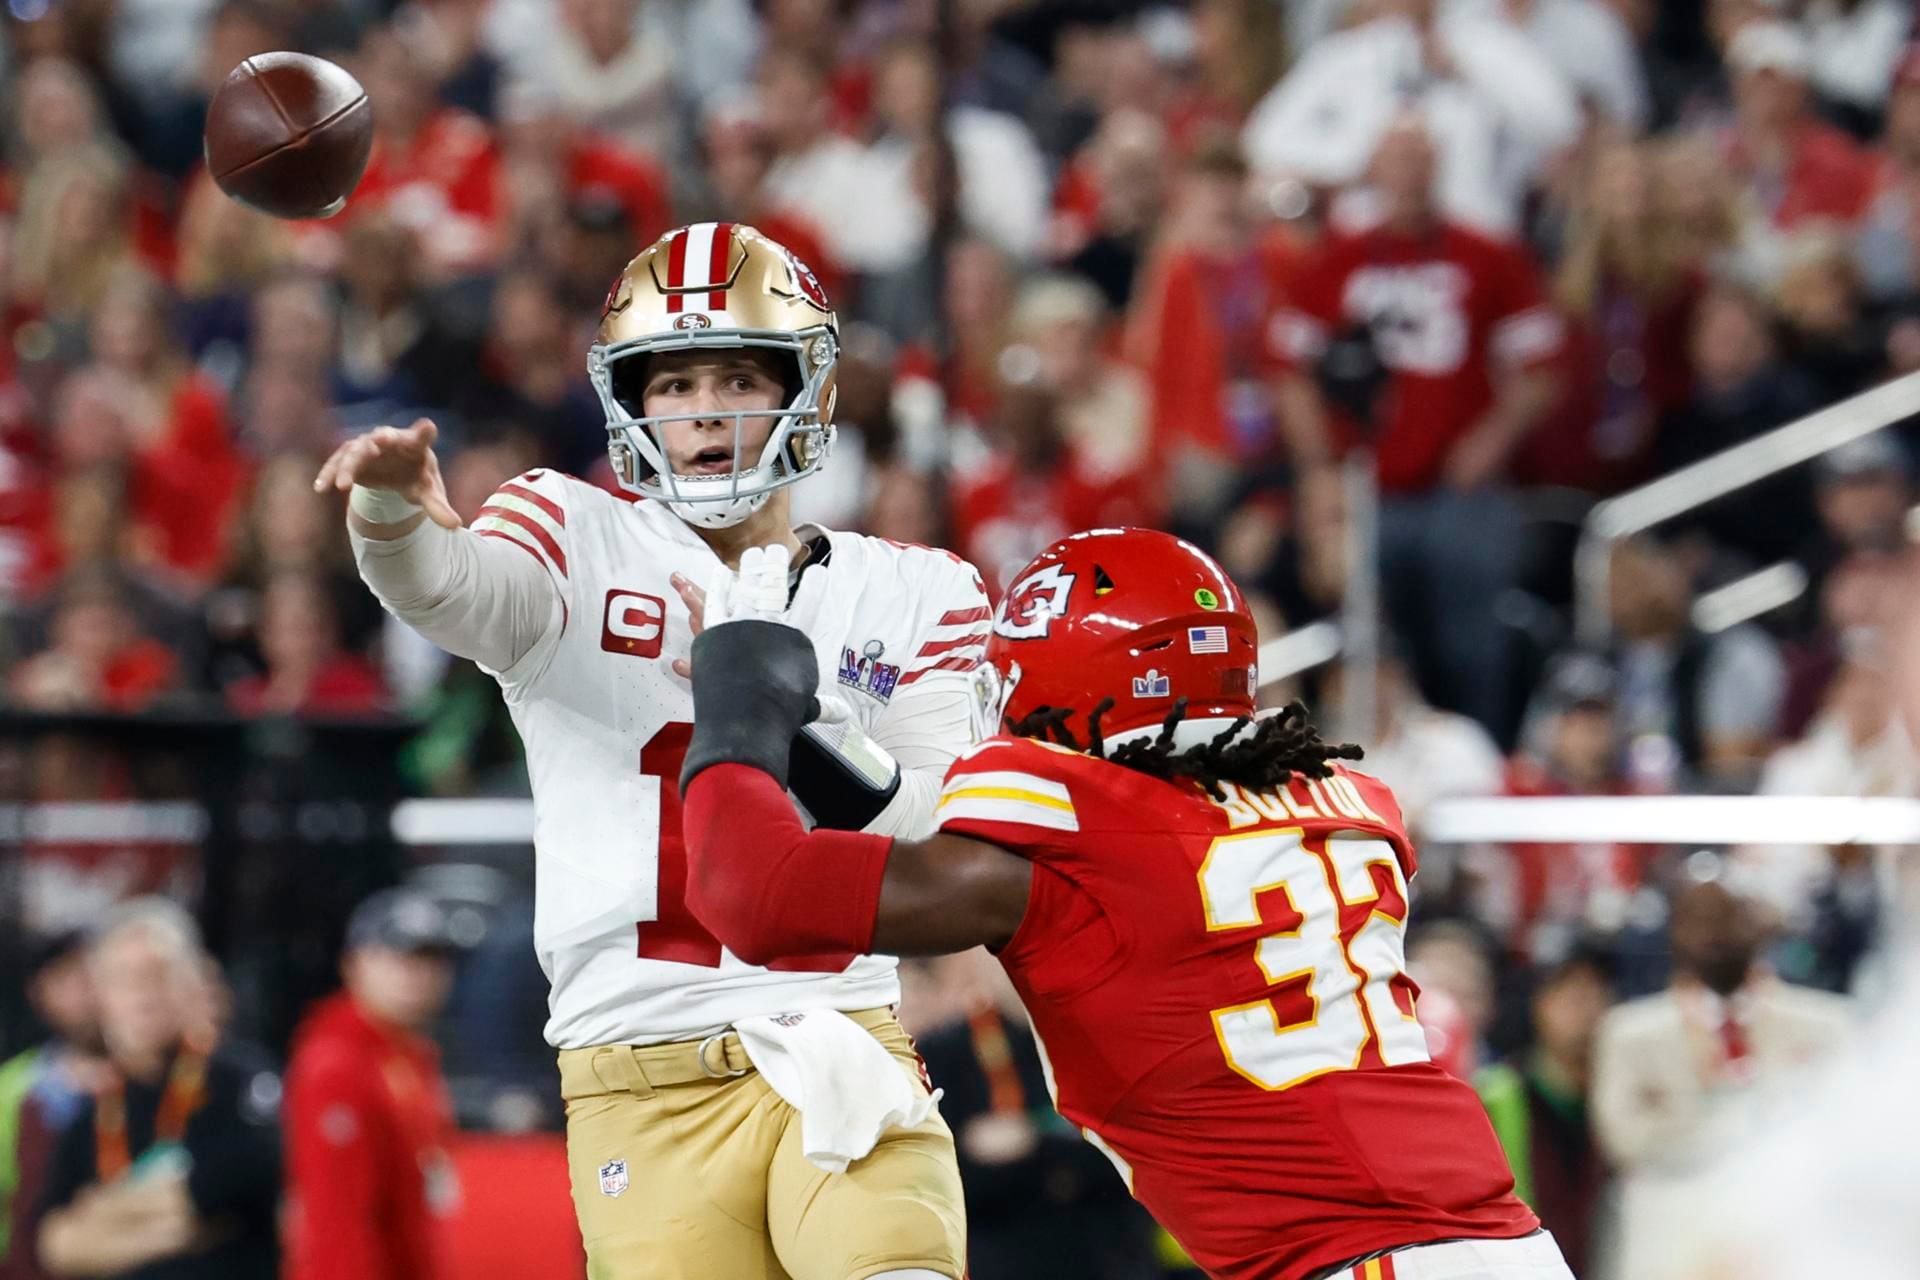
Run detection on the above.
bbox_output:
[3,0,1920,1276]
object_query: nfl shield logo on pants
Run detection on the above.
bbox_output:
[599,1158,629,1198]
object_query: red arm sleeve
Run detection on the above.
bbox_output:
[284,1053,386,1280]
[683,763,896,966]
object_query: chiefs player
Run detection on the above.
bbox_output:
[317,224,981,1279]
[678,529,1573,1280]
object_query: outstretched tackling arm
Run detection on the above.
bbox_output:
[676,618,1030,963]
[683,762,1031,961]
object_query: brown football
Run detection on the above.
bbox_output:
[205,52,373,220]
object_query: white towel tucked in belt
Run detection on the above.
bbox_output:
[734,1010,941,1174]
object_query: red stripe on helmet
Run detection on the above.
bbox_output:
[707,222,733,311]
[664,229,688,313]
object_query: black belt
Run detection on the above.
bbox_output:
[1302,1228,1545,1280]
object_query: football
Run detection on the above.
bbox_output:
[205,52,373,220]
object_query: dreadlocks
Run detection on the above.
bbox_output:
[1006,697,1364,801]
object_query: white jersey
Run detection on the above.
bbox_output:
[353,469,990,1049]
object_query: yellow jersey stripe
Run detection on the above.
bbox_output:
[937,785,1074,813]
[936,795,1079,833]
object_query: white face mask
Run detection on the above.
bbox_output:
[590,331,839,529]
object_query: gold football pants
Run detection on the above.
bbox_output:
[559,1007,966,1280]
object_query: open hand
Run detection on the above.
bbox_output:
[313,417,462,529]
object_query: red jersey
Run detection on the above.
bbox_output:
[284,994,455,1280]
[935,738,1535,1280]
[1269,223,1561,494]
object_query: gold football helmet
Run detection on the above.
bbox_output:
[587,222,839,529]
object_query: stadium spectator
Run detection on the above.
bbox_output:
[1528,138,1701,492]
[1475,944,1616,1279]
[284,889,459,1280]
[1721,21,1878,237]
[36,899,281,1280]
[1803,0,1911,128]
[1796,433,1914,599]
[0,931,102,1280]
[1857,44,1920,301]
[1746,628,1911,953]
[1592,874,1853,1277]
[1272,115,1562,732]
[696,102,843,306]
[84,269,243,586]
[1011,274,1153,488]
[1771,228,1884,403]
[1243,0,1582,237]
[330,213,475,425]
[493,82,673,253]
[1127,136,1301,512]
[224,572,386,717]
[350,26,502,276]
[1455,0,1650,131]
[952,367,1153,597]
[1599,534,1787,787]
[847,37,1049,334]
[759,49,884,281]
[1048,108,1169,311]
[8,571,178,713]
[9,148,140,340]
[1405,920,1501,1076]
[1656,282,1820,565]
[1494,654,1652,958]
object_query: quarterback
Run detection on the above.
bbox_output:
[677,529,1576,1280]
[316,224,980,1279]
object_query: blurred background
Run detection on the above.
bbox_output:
[2,0,1920,1277]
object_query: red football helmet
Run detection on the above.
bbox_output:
[983,528,1260,740]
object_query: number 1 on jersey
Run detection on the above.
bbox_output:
[636,722,854,974]
[1198,830,1428,1091]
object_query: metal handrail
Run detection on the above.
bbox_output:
[1574,371,1920,645]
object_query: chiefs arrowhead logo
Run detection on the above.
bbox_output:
[994,564,1076,641]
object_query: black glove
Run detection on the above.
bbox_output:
[681,620,821,793]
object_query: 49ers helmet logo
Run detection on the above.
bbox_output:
[994,564,1076,640]
[777,246,831,311]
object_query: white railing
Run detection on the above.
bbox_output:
[12,795,1920,847]
[1575,372,1920,646]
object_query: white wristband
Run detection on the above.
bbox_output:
[349,485,424,524]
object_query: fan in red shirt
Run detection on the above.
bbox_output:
[497,83,672,248]
[952,375,1155,597]
[285,889,460,1280]
[674,529,1569,1280]
[225,572,387,717]
[1721,21,1877,232]
[1269,121,1562,496]
[349,29,502,274]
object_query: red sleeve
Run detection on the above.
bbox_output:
[683,763,894,965]
[1483,240,1562,371]
[284,1051,388,1280]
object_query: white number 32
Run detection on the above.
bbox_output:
[1198,830,1430,1091]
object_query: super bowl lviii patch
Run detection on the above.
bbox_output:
[839,639,901,703]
